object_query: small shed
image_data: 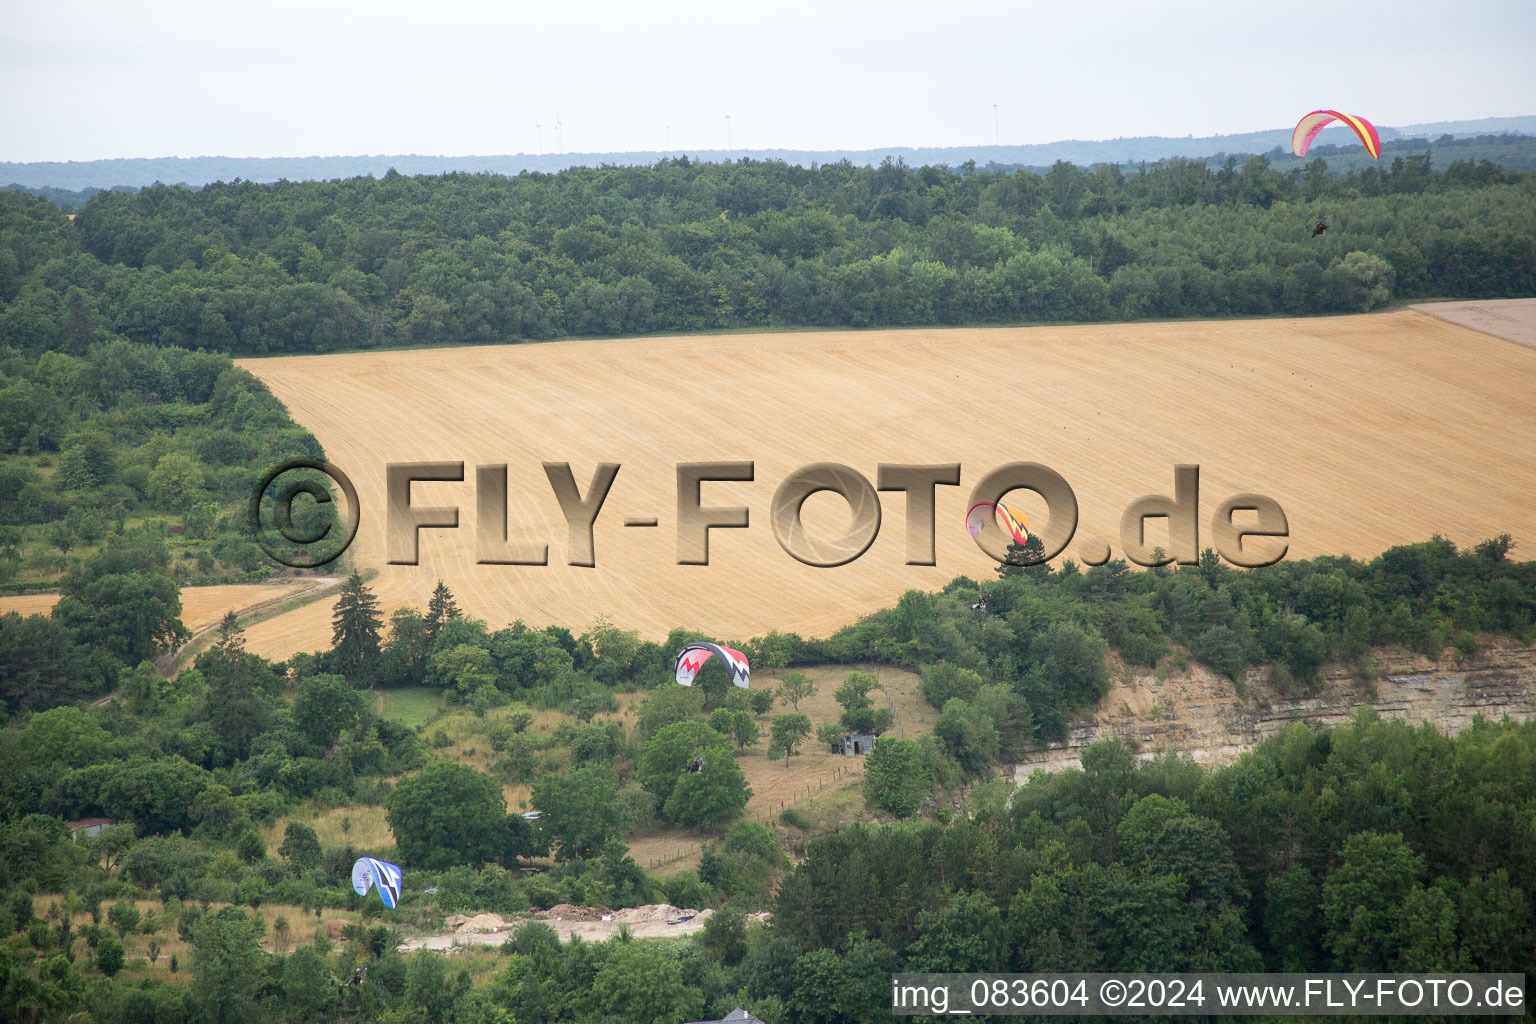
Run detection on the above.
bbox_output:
[830,733,876,756]
[67,818,116,840]
[685,1009,767,1024]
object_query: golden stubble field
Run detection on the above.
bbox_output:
[235,309,1536,659]
[0,582,309,632]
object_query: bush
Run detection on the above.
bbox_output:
[778,808,811,830]
[863,737,932,817]
[1193,625,1248,681]
[618,782,659,830]
[659,870,713,911]
[493,740,537,784]
[920,662,982,709]
[701,904,748,964]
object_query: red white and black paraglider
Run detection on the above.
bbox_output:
[673,642,751,688]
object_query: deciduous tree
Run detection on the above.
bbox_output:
[769,713,811,768]
[386,760,507,869]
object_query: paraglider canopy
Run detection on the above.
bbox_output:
[995,503,1029,546]
[966,502,1029,545]
[674,642,750,688]
[965,502,993,539]
[351,857,403,909]
[1292,110,1381,160]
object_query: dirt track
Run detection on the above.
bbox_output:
[236,308,1536,657]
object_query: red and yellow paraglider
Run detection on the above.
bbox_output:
[1291,110,1381,160]
[965,502,1029,546]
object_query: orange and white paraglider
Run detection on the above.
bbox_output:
[965,502,1029,545]
[1291,110,1381,160]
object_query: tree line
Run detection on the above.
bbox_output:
[6,129,1535,197]
[1,151,1532,360]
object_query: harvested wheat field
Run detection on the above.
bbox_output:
[0,593,60,618]
[236,308,1536,659]
[0,581,310,632]
[1413,298,1536,350]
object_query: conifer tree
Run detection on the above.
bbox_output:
[997,534,1052,578]
[425,580,460,642]
[331,572,383,684]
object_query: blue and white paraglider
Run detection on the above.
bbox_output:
[351,857,403,909]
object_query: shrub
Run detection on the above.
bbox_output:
[778,808,811,830]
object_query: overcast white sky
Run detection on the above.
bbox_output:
[3,0,1533,162]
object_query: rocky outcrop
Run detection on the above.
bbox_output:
[402,904,722,951]
[1012,642,1536,780]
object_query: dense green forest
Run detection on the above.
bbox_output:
[1,148,1532,360]
[0,341,330,591]
[3,514,1534,1019]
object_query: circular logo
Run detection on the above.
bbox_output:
[248,459,360,568]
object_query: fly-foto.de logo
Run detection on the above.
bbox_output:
[250,460,1287,571]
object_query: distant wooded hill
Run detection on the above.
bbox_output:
[4,115,1532,195]
[3,144,1532,360]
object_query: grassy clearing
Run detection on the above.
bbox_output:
[261,804,396,854]
[421,707,507,775]
[502,782,534,814]
[429,944,508,988]
[376,687,443,730]
[784,781,873,841]
[33,894,361,986]
[735,664,933,822]
[627,831,708,877]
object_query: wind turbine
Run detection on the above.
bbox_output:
[555,116,564,154]
[666,124,671,150]
[535,122,542,155]
[993,104,999,146]
[724,114,732,152]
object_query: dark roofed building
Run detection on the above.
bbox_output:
[685,1010,766,1024]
